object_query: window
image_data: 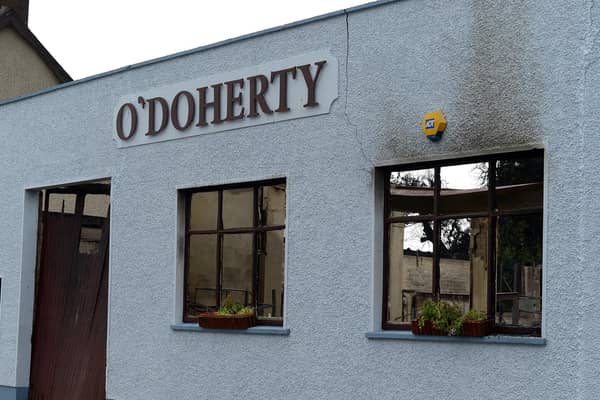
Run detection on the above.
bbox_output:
[183,179,286,326]
[383,150,543,336]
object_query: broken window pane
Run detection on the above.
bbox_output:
[439,218,488,314]
[495,214,543,328]
[387,221,433,324]
[384,151,543,335]
[257,230,285,320]
[389,169,434,217]
[440,163,488,215]
[496,156,543,211]
[261,184,286,226]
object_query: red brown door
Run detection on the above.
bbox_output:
[29,187,110,400]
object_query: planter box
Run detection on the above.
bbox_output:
[411,320,448,336]
[411,320,422,334]
[461,320,489,337]
[198,312,256,329]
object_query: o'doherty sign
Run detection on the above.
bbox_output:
[114,50,338,147]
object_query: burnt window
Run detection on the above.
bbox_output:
[183,179,286,325]
[383,150,543,336]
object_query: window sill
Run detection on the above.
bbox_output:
[171,323,290,336]
[365,330,546,345]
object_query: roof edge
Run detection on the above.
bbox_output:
[0,10,72,84]
[0,0,402,108]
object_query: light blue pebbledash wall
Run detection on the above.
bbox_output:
[0,0,598,399]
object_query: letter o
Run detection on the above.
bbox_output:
[116,103,138,140]
[171,91,196,131]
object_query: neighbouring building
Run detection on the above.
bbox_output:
[0,0,599,399]
[0,0,70,102]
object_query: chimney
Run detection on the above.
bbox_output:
[0,0,28,24]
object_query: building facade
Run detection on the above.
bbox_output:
[0,0,599,399]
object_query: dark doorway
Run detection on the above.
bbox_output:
[29,183,110,400]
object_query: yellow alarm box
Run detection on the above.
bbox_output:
[422,111,447,141]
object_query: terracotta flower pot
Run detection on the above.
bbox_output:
[198,312,256,329]
[411,320,421,334]
[462,320,489,337]
[411,320,448,336]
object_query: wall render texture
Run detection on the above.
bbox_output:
[0,1,598,399]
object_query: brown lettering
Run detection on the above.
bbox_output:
[298,60,326,107]
[171,91,195,131]
[146,97,169,136]
[116,103,138,140]
[270,67,297,113]
[224,79,245,121]
[197,84,224,126]
[247,74,272,118]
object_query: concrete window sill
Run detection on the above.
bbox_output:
[171,323,290,336]
[365,330,546,345]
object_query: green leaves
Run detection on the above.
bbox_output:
[417,300,486,336]
[217,293,254,316]
[464,309,487,321]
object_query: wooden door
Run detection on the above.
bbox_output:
[29,188,110,400]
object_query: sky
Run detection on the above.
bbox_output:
[29,0,370,80]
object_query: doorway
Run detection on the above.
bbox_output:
[28,182,110,400]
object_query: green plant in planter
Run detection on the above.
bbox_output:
[417,300,439,328]
[417,300,463,336]
[461,309,489,336]
[436,302,463,335]
[217,293,253,316]
[463,309,487,322]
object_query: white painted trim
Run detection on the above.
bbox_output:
[372,169,384,331]
[16,179,114,391]
[105,182,114,398]
[23,174,112,191]
[365,330,546,345]
[14,190,39,387]
[171,324,290,336]
[173,174,290,327]
[372,144,547,334]
[173,190,186,325]
[281,175,290,329]
[175,174,287,191]
[541,143,549,338]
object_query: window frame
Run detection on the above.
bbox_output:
[182,178,286,326]
[382,149,543,336]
